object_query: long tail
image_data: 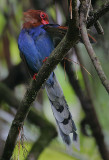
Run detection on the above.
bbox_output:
[45,72,77,145]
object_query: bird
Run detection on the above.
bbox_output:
[18,9,96,145]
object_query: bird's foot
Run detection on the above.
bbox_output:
[33,73,37,80]
[43,57,48,63]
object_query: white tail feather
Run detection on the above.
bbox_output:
[45,72,78,145]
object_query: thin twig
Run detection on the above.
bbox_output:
[80,0,109,94]
[70,0,73,19]
[94,21,104,35]
[74,46,92,96]
[61,57,109,160]
[90,4,104,35]
[85,0,91,20]
[87,2,109,28]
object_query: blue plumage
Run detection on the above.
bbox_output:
[18,10,78,145]
[18,25,54,73]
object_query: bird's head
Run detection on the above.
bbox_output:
[23,10,49,29]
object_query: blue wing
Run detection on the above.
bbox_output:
[43,24,67,47]
[18,25,54,73]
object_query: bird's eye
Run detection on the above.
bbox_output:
[40,12,46,19]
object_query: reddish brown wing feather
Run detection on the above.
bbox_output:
[44,24,96,44]
[58,26,97,43]
[43,25,67,38]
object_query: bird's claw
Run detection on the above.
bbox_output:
[33,73,37,80]
[43,57,48,63]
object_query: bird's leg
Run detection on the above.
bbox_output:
[33,73,37,80]
[33,57,48,80]
[43,57,48,63]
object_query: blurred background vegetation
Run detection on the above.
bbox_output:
[0,0,109,160]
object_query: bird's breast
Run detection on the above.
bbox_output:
[28,26,54,58]
[18,25,54,73]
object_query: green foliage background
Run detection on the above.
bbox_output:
[0,0,109,160]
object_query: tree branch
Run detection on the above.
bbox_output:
[61,56,109,160]
[80,0,109,94]
[1,1,79,159]
[87,2,109,28]
[25,126,56,160]
[0,82,57,159]
[89,4,104,35]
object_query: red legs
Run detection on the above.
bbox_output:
[43,57,48,63]
[33,56,91,81]
[33,57,48,80]
[33,73,37,80]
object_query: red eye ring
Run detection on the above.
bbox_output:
[40,12,46,19]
